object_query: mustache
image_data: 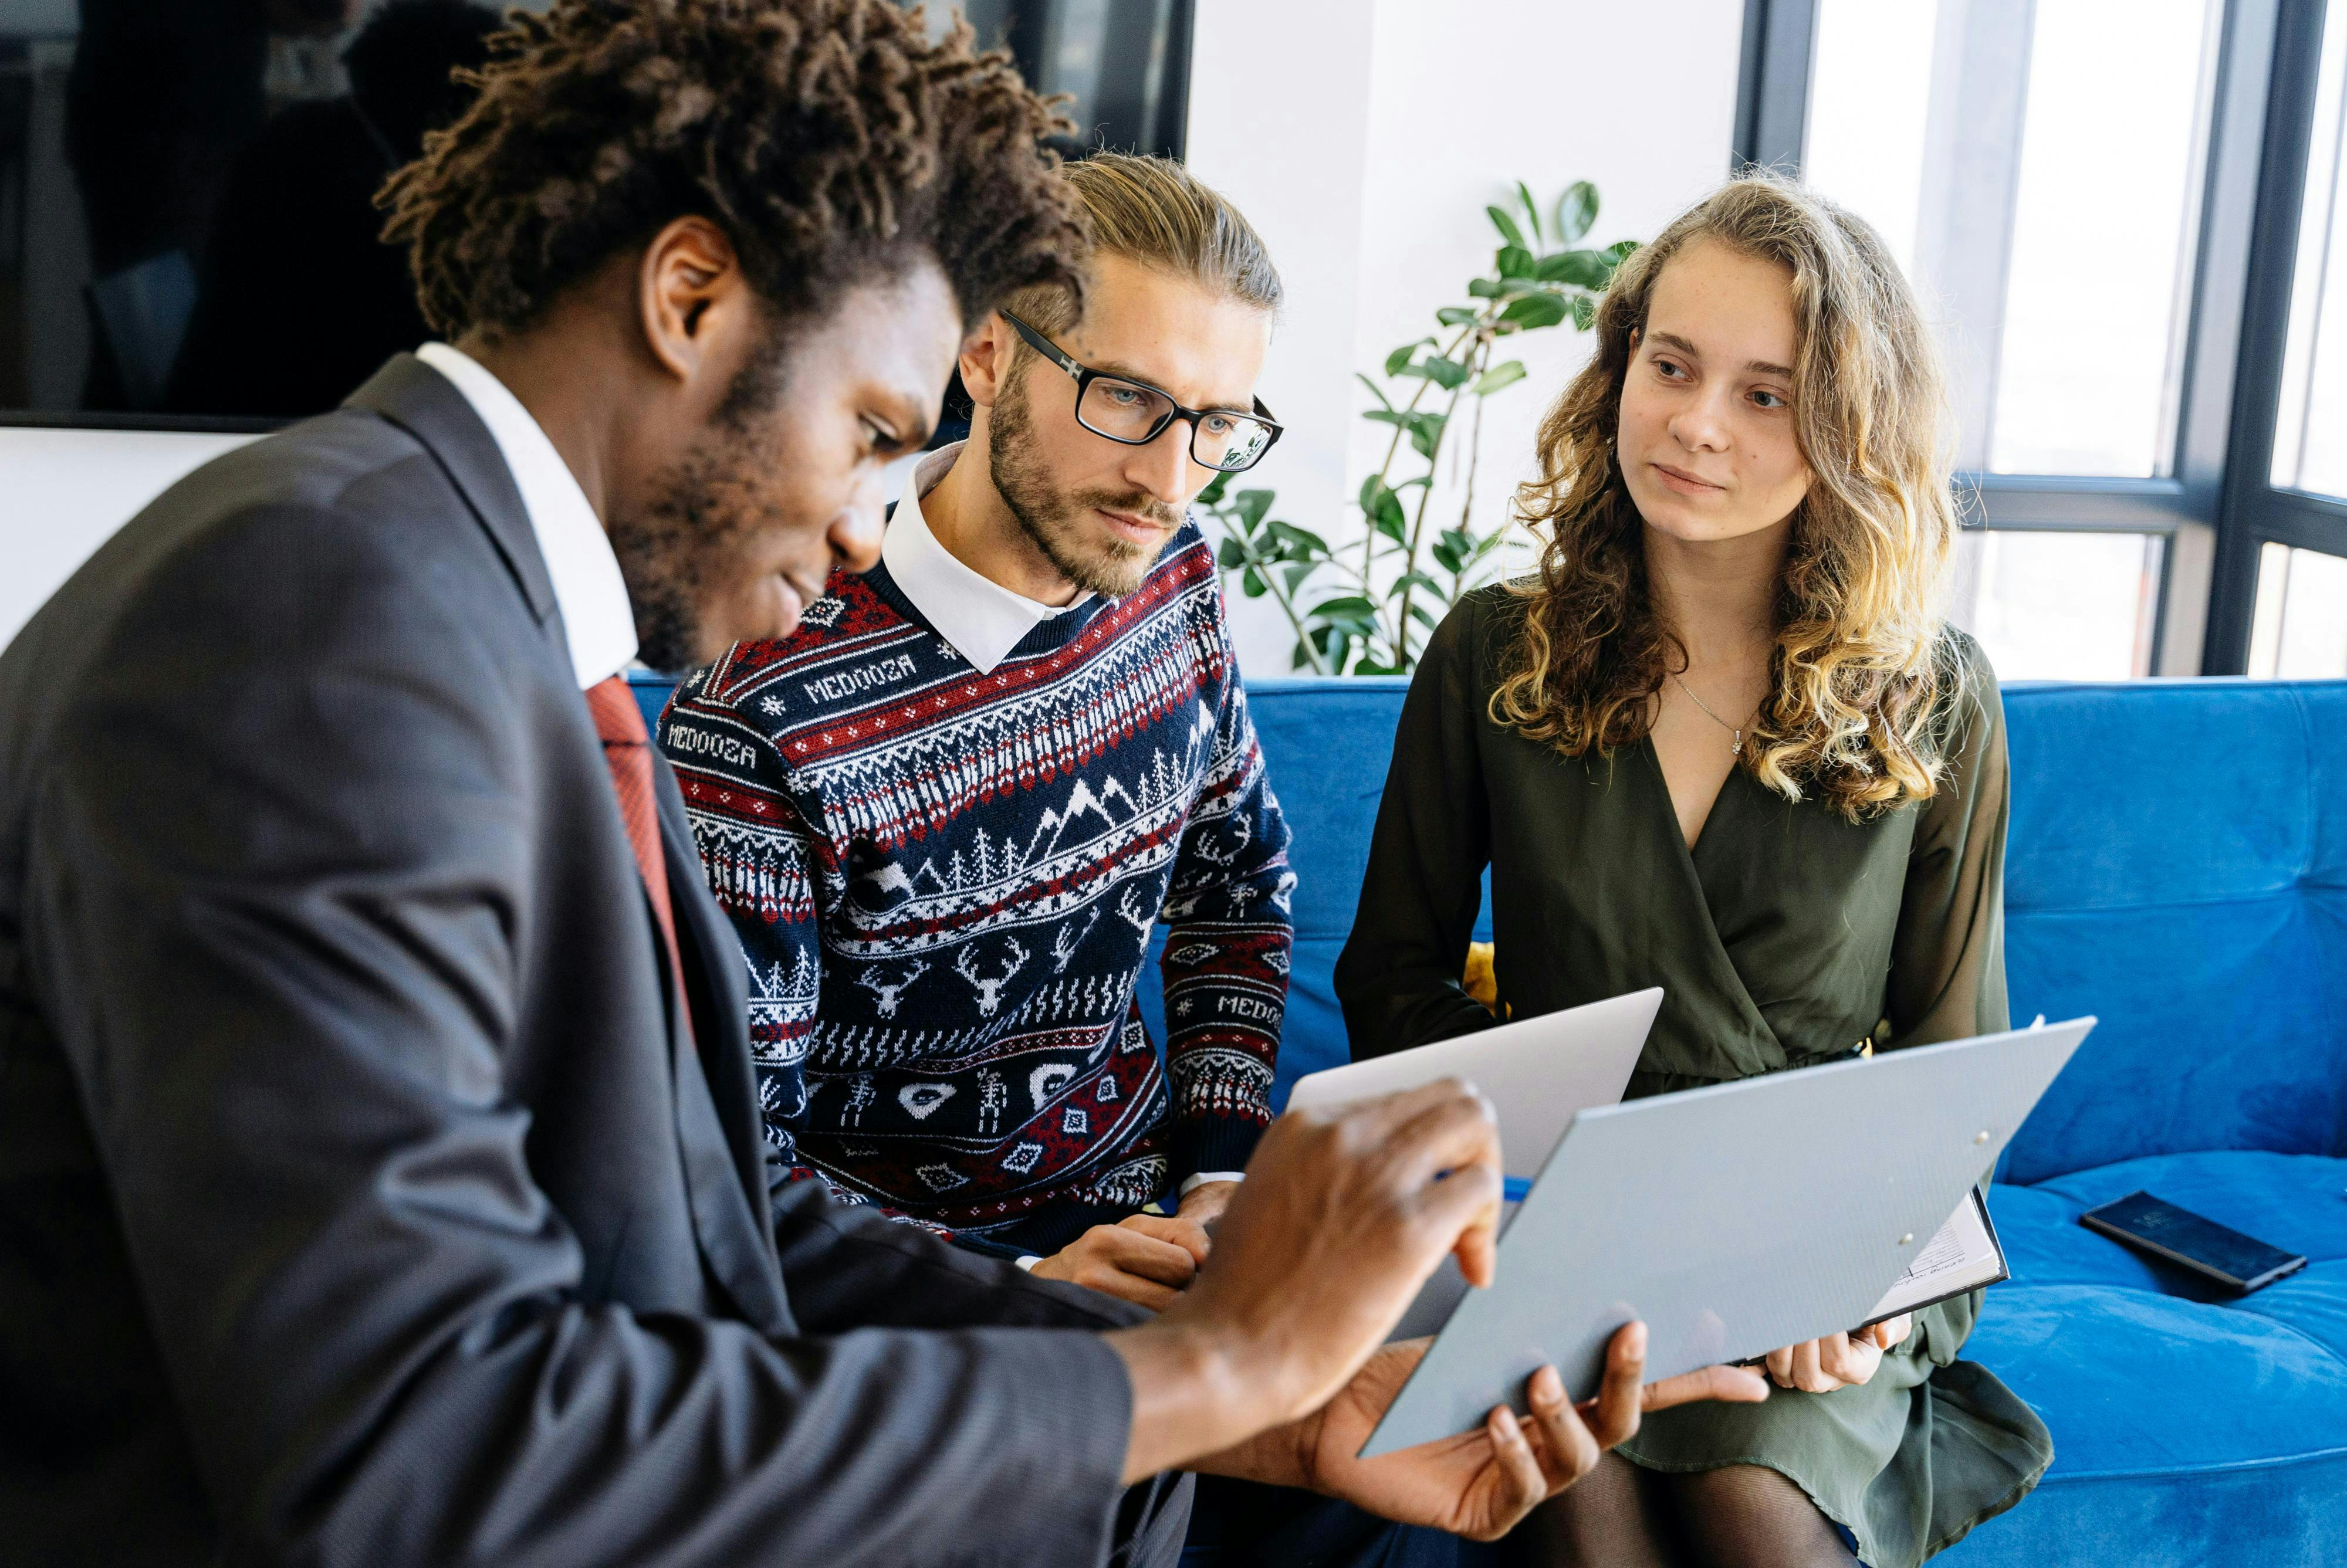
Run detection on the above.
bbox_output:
[1074,489,1184,530]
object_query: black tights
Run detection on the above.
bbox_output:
[1503,1453,1859,1568]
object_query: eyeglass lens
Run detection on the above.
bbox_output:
[1076,377,1275,472]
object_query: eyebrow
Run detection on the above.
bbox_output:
[1650,330,1794,380]
[1089,358,1254,415]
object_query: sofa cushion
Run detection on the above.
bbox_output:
[1991,1151,2347,1298]
[1943,1152,2347,1565]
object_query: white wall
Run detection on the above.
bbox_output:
[1184,0,1745,675]
[0,427,258,646]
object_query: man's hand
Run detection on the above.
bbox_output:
[1762,1315,1912,1393]
[1105,1079,1505,1482]
[1029,1216,1212,1310]
[1176,1179,1240,1228]
[1229,1323,1768,1542]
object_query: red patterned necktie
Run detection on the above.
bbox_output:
[586,675,696,1051]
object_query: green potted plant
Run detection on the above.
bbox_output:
[1202,180,1636,675]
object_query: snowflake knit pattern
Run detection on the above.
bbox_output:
[660,522,1294,1257]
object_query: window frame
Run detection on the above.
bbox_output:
[1736,0,2322,677]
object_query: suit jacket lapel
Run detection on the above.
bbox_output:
[343,355,562,631]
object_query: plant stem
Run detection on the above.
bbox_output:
[1220,520,1334,676]
[1392,375,1468,663]
[1359,321,1483,598]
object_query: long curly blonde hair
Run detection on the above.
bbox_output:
[1491,172,1966,820]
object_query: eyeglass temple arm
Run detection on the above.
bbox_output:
[1001,311,1082,379]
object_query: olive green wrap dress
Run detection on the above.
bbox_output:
[1334,588,2054,1568]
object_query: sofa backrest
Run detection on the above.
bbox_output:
[634,672,2347,1178]
[1996,680,2347,1180]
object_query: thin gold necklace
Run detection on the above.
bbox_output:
[1670,672,1754,758]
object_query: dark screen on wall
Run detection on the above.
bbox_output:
[0,0,1192,428]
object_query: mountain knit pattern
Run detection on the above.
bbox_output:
[660,523,1294,1258]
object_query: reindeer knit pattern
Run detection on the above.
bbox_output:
[660,523,1294,1258]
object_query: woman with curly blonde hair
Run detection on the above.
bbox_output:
[1335,174,2052,1567]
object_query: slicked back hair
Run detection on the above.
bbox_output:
[380,0,1087,350]
[1001,152,1281,338]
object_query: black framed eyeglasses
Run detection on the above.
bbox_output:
[1000,310,1284,473]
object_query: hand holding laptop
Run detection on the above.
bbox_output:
[1759,1315,1912,1393]
[1277,1325,1768,1543]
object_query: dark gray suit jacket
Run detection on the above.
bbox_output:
[0,356,1182,1566]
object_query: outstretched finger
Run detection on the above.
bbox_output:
[1335,1076,1490,1142]
[1643,1362,1771,1410]
[1409,1156,1503,1288]
[1374,1089,1504,1199]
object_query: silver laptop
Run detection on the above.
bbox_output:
[1358,1017,2095,1458]
[1287,987,1663,1180]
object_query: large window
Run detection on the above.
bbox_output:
[1740,0,2347,679]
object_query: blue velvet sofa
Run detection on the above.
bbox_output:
[635,672,2347,1566]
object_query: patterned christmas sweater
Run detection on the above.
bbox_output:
[659,522,1294,1258]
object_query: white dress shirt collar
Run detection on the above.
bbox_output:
[415,341,639,690]
[881,441,1090,675]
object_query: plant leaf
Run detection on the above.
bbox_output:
[1501,292,1570,330]
[1435,305,1481,327]
[1412,355,1471,391]
[1410,601,1443,630]
[1234,489,1274,530]
[1607,238,1641,264]
[1471,359,1527,396]
[1387,570,1444,600]
[1571,292,1598,330]
[1536,248,1614,288]
[1405,409,1448,459]
[1198,470,1231,506]
[1267,518,1331,557]
[1216,536,1246,570]
[1554,180,1599,244]
[1241,565,1266,598]
[1466,277,1506,299]
[1355,371,1394,410]
[1517,180,1543,245]
[1486,204,1527,250]
[1384,336,1435,377]
[1496,244,1536,279]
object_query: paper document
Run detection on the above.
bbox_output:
[1862,1187,2007,1325]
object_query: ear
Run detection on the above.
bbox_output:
[635,216,750,387]
[957,313,1018,411]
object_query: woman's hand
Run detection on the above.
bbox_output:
[1761,1315,1912,1393]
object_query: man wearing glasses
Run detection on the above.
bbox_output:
[659,153,1296,1307]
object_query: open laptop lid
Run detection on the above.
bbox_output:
[1359,1016,2095,1457]
[1289,988,1663,1180]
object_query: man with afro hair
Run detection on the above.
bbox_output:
[0,4,1747,1565]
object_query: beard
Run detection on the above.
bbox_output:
[606,426,769,675]
[988,371,1184,599]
